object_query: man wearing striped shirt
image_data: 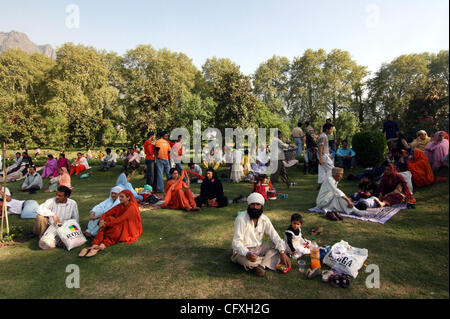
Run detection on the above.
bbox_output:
[32,186,79,238]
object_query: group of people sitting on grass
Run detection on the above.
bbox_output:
[1,116,448,272]
[0,151,87,195]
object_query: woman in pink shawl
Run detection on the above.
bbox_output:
[54,153,71,177]
[41,154,58,178]
[46,167,71,192]
[425,131,449,171]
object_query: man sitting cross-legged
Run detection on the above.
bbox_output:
[231,192,291,277]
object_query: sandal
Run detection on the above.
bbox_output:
[309,226,323,236]
[321,270,334,282]
[334,212,344,221]
[305,267,322,279]
[326,211,338,221]
[340,274,351,288]
[85,248,100,258]
[78,248,91,257]
[329,274,341,288]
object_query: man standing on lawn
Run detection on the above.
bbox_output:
[231,192,291,277]
[32,186,79,238]
[144,132,156,188]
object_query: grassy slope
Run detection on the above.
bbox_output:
[0,163,448,299]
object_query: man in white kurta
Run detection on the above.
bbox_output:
[231,193,291,277]
[316,167,362,215]
[33,186,79,238]
[317,123,335,187]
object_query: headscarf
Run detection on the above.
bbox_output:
[91,186,123,217]
[379,163,414,202]
[58,167,71,188]
[434,131,447,142]
[200,168,225,200]
[116,172,128,187]
[115,172,141,200]
[417,130,427,137]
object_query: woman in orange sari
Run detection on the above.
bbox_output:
[70,153,90,175]
[78,189,143,257]
[393,148,435,187]
[161,168,201,211]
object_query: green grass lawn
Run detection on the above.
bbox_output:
[0,162,448,299]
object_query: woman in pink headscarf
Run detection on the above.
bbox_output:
[425,131,449,171]
[41,154,58,178]
[46,167,71,192]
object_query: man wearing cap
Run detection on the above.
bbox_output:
[315,167,362,218]
[20,165,43,194]
[231,192,291,277]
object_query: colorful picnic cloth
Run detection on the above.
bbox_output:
[308,204,408,224]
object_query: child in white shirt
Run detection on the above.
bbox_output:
[284,213,311,259]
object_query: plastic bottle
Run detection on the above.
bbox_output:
[310,237,321,269]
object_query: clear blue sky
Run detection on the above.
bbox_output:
[1,0,448,75]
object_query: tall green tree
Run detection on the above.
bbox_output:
[0,50,54,147]
[44,43,117,148]
[253,55,290,114]
[323,49,365,121]
[120,45,199,144]
[288,49,328,123]
[202,57,258,132]
[366,53,430,122]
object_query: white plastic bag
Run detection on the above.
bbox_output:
[323,240,368,278]
[56,219,87,251]
[38,225,60,250]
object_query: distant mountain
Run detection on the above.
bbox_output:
[0,30,56,59]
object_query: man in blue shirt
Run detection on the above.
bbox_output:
[383,115,400,149]
[336,140,356,169]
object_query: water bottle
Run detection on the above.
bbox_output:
[310,237,321,269]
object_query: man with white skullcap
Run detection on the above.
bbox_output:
[231,192,291,277]
[315,167,363,219]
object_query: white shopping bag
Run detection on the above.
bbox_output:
[323,240,368,278]
[56,219,87,251]
[38,225,60,250]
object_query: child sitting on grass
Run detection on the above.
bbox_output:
[284,213,311,259]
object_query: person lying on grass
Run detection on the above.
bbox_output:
[231,192,291,277]
[79,189,143,258]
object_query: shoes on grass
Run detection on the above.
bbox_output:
[254,266,265,277]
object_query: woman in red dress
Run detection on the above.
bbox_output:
[79,189,143,257]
